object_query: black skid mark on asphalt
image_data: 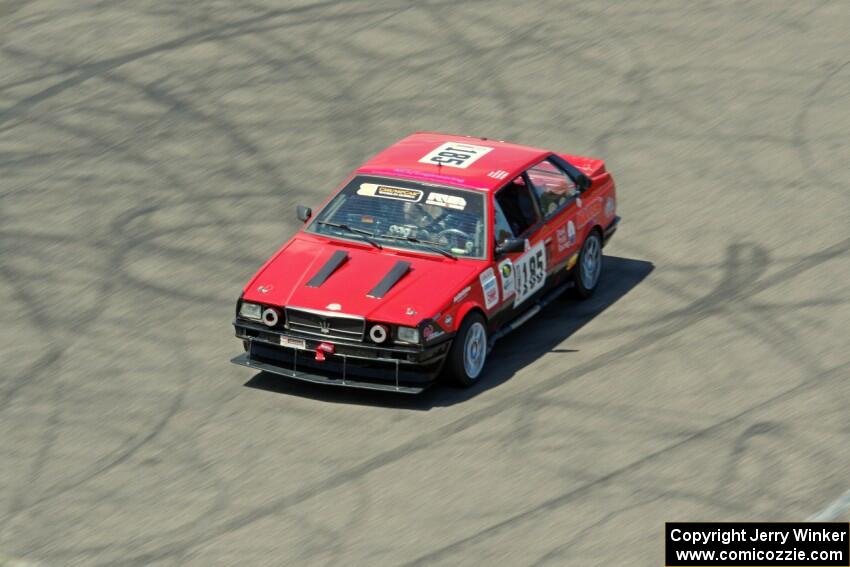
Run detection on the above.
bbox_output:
[528,491,669,567]
[0,0,397,127]
[396,237,850,566]
[792,59,850,194]
[713,421,786,503]
[402,361,850,567]
[104,236,850,567]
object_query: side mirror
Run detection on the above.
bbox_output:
[495,238,525,256]
[296,205,312,223]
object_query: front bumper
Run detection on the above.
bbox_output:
[232,320,452,394]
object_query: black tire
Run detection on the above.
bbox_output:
[444,312,488,387]
[572,230,603,299]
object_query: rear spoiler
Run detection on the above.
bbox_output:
[549,154,592,191]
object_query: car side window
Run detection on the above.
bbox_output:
[493,201,515,243]
[526,158,579,218]
[495,177,540,237]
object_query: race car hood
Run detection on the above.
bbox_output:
[242,234,482,324]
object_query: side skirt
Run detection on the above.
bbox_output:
[488,279,574,352]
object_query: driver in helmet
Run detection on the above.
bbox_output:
[402,201,446,235]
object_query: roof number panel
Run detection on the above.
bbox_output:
[418,142,493,169]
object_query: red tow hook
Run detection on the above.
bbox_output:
[315,342,335,362]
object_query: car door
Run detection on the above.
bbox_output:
[489,176,547,328]
[524,157,584,283]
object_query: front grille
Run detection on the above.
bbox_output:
[285,307,365,341]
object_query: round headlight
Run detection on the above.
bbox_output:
[261,307,280,327]
[369,324,388,343]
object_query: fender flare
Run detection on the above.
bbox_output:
[454,301,488,332]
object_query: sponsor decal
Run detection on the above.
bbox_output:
[605,196,615,217]
[444,314,453,326]
[326,303,341,311]
[425,192,467,210]
[405,307,417,316]
[479,267,499,309]
[257,284,273,293]
[555,221,576,252]
[557,225,567,251]
[453,286,471,304]
[423,324,446,342]
[566,252,578,270]
[498,258,515,299]
[357,183,423,202]
[513,241,547,307]
[418,141,493,169]
[487,169,509,180]
[577,198,602,228]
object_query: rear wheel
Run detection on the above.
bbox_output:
[572,230,602,299]
[444,312,488,387]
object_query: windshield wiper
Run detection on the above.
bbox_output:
[380,234,457,260]
[317,221,381,249]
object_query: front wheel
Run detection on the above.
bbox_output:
[572,230,603,299]
[444,312,488,387]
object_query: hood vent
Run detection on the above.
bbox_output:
[306,250,349,288]
[367,261,411,299]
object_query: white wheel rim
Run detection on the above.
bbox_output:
[463,322,487,379]
[580,234,601,290]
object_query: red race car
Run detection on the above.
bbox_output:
[232,132,618,393]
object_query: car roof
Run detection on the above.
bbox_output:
[356,131,551,192]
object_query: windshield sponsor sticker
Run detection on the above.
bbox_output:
[498,259,515,299]
[357,183,423,202]
[419,142,493,169]
[513,241,546,306]
[479,268,499,309]
[425,192,467,210]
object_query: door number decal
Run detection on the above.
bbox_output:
[513,241,546,306]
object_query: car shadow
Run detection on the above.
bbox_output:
[243,255,654,409]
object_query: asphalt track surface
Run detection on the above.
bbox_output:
[1,1,849,565]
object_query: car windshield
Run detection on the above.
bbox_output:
[306,176,487,258]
